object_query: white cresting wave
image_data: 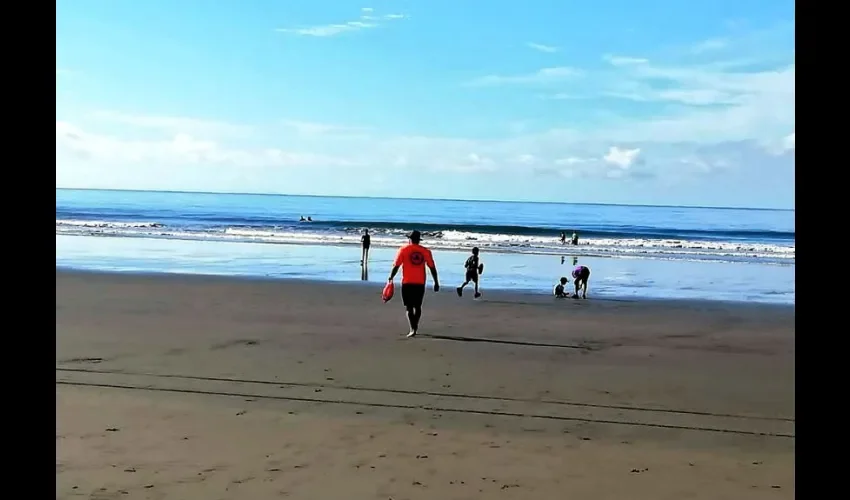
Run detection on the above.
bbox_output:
[56,219,795,265]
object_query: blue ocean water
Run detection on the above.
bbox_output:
[55,189,795,304]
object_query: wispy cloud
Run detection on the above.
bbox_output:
[280,119,368,136]
[276,8,406,37]
[526,42,559,53]
[89,110,251,137]
[691,38,729,53]
[603,55,649,66]
[466,67,583,87]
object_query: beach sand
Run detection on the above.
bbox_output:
[56,270,795,499]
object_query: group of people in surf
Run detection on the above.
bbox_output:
[560,230,580,245]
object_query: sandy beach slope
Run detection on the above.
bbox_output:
[56,270,795,499]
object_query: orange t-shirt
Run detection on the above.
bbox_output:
[393,244,435,285]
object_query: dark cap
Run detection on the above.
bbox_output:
[407,230,422,241]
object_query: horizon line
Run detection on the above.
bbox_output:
[55,187,794,212]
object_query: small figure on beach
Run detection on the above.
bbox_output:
[560,232,567,245]
[571,231,579,245]
[571,265,591,299]
[572,256,579,266]
[361,229,371,265]
[553,277,570,298]
[388,230,440,338]
[456,247,483,299]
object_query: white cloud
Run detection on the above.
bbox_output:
[89,110,251,137]
[526,42,559,53]
[280,120,368,136]
[783,132,795,151]
[692,38,729,53]
[56,121,356,169]
[603,146,641,169]
[603,55,649,66]
[466,67,583,87]
[276,9,405,36]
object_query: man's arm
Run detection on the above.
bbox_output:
[426,250,440,291]
[428,265,440,291]
[388,248,404,281]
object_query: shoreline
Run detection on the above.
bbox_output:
[55,266,796,311]
[55,230,795,266]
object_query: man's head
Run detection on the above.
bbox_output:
[560,277,568,285]
[364,229,369,235]
[472,247,479,255]
[408,230,422,244]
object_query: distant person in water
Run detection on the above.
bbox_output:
[388,230,440,338]
[299,216,306,222]
[560,232,567,245]
[571,265,590,299]
[553,277,570,298]
[571,231,579,245]
[457,247,483,299]
[307,216,313,222]
[361,229,371,265]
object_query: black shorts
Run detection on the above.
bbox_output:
[362,244,370,250]
[401,284,426,308]
[465,269,479,283]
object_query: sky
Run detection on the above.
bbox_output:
[56,0,795,209]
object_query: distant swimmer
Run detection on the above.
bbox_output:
[299,216,306,222]
[387,230,440,338]
[571,265,591,299]
[560,232,567,245]
[361,229,371,265]
[307,216,313,222]
[456,247,483,299]
[553,277,570,298]
[571,231,579,245]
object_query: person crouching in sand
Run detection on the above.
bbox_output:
[571,265,590,299]
[554,277,570,298]
[457,247,483,298]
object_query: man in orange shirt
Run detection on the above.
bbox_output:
[388,230,440,337]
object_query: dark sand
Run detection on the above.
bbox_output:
[56,270,795,499]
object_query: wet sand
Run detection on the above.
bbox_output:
[56,270,795,499]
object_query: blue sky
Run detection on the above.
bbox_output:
[56,0,795,209]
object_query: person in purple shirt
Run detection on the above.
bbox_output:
[571,265,591,299]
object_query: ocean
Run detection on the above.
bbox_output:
[56,189,795,304]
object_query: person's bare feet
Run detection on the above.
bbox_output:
[456,287,463,297]
[407,330,417,338]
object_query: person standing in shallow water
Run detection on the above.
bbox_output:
[387,230,440,338]
[360,229,371,266]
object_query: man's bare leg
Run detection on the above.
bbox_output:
[406,306,422,337]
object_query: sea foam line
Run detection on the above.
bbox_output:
[56,219,795,265]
